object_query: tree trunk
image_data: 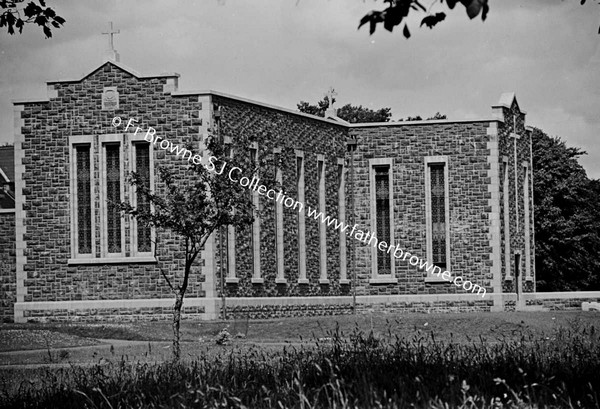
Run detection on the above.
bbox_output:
[172,291,184,361]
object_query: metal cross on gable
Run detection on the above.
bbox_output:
[102,22,120,52]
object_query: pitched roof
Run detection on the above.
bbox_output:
[46,60,180,84]
[0,145,14,183]
[491,92,526,114]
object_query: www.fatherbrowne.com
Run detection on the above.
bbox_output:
[112,117,486,298]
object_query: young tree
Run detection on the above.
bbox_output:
[120,124,273,360]
[1,0,65,38]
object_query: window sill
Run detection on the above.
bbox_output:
[297,278,310,285]
[275,278,288,284]
[319,279,330,285]
[339,279,351,285]
[424,277,449,283]
[67,256,157,265]
[251,278,264,284]
[525,276,533,282]
[504,276,513,281]
[225,277,240,284]
[369,277,398,284]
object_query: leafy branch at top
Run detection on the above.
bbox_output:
[0,0,65,38]
[359,0,599,38]
[359,0,488,38]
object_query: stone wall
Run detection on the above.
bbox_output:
[0,211,16,321]
[348,121,495,296]
[20,305,204,322]
[14,62,206,306]
[222,295,495,320]
[524,292,600,311]
[212,95,350,298]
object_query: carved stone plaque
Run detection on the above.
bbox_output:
[102,86,119,110]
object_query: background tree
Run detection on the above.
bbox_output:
[298,93,392,123]
[532,127,600,291]
[359,0,598,38]
[427,112,447,120]
[120,129,273,360]
[1,0,64,38]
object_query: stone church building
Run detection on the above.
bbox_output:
[1,57,539,322]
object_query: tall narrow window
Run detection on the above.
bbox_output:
[338,159,347,283]
[105,144,122,254]
[134,143,152,253]
[369,158,395,282]
[274,148,285,283]
[250,145,262,283]
[76,145,92,255]
[430,164,446,269]
[375,166,391,275]
[425,156,450,281]
[296,152,307,283]
[503,158,512,280]
[317,155,328,283]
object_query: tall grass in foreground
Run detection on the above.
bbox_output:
[1,322,599,409]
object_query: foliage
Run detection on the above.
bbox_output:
[120,125,274,360]
[397,112,447,121]
[532,127,600,291]
[359,0,489,37]
[427,112,447,120]
[297,92,449,123]
[336,104,392,123]
[2,322,600,408]
[0,0,64,38]
[359,0,599,38]
[297,93,392,123]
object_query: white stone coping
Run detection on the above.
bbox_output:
[46,60,180,83]
[67,256,157,265]
[0,208,15,214]
[13,97,50,105]
[424,276,449,283]
[369,277,399,284]
[347,118,500,128]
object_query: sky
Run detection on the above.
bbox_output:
[1,0,598,177]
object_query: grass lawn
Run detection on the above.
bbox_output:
[0,310,597,367]
[2,310,598,349]
[0,310,599,408]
